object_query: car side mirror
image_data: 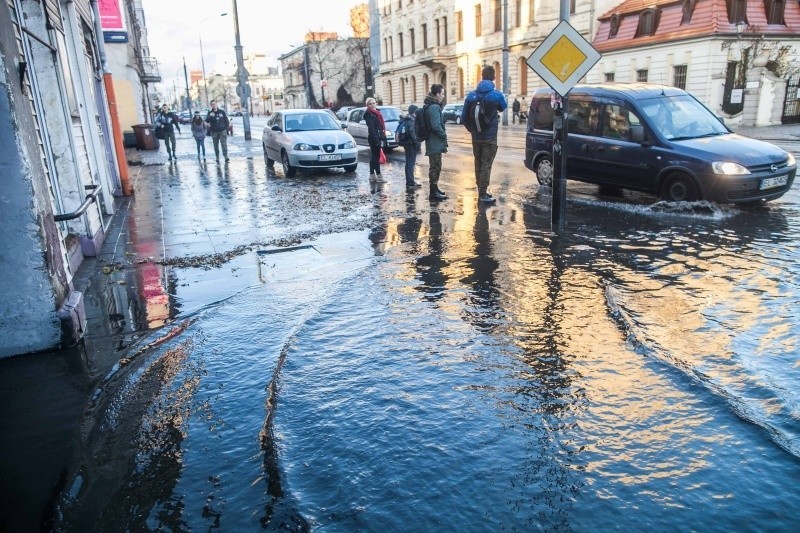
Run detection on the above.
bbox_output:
[359,120,366,125]
[629,124,645,143]
[341,123,347,129]
[271,124,282,132]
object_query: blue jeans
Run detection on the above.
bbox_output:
[195,137,206,156]
[403,143,417,184]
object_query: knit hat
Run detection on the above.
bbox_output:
[407,104,419,114]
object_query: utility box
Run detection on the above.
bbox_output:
[132,124,158,150]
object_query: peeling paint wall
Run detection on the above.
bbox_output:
[0,5,68,358]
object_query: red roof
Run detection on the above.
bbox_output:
[593,0,800,52]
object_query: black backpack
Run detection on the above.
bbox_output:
[463,95,495,134]
[395,117,413,144]
[414,104,433,141]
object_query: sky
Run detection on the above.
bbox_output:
[140,0,364,95]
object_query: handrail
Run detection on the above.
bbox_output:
[54,184,101,222]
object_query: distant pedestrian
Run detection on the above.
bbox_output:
[397,104,422,189]
[364,97,386,182]
[190,111,207,159]
[205,100,230,162]
[461,65,507,204]
[423,84,448,201]
[155,104,181,160]
[520,96,529,123]
[512,98,521,124]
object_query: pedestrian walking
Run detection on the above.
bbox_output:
[512,98,521,124]
[423,84,448,201]
[520,96,529,123]
[155,104,181,160]
[190,111,207,159]
[364,97,386,182]
[205,100,230,162]
[461,65,507,204]
[397,104,422,189]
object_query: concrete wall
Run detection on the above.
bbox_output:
[0,6,69,357]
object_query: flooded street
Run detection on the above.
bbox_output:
[2,123,800,530]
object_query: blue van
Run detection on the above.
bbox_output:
[524,84,796,203]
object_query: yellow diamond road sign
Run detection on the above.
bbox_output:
[527,20,601,96]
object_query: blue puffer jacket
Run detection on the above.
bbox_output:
[461,80,507,140]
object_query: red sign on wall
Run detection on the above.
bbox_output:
[99,0,124,30]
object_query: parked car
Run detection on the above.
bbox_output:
[231,110,243,117]
[336,106,357,121]
[524,83,796,204]
[442,103,464,124]
[343,105,403,151]
[261,109,358,176]
[178,111,191,124]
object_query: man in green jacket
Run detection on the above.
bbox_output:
[423,84,448,201]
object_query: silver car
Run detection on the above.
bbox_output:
[343,105,402,151]
[262,109,358,176]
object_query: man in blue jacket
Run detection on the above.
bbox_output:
[461,66,507,204]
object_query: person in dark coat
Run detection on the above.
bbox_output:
[155,104,181,160]
[399,104,422,189]
[364,97,386,181]
[423,84,448,201]
[205,100,230,162]
[461,65,507,204]
[512,98,521,124]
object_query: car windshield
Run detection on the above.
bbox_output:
[379,107,401,121]
[284,113,341,132]
[640,95,728,140]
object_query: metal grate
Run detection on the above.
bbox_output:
[673,65,687,89]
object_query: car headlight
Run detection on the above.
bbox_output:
[385,130,394,138]
[787,153,796,167]
[293,143,316,151]
[342,140,355,149]
[711,161,750,175]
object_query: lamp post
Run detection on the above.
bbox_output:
[501,0,509,126]
[183,56,192,115]
[199,13,227,109]
[231,0,252,140]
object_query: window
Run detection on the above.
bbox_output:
[529,0,535,22]
[422,24,428,48]
[456,11,463,41]
[475,4,482,36]
[727,0,747,24]
[398,33,404,56]
[635,8,660,36]
[436,18,441,45]
[442,16,448,44]
[764,0,785,24]
[568,101,601,135]
[609,14,621,37]
[410,29,416,53]
[389,36,394,60]
[515,0,522,26]
[532,98,554,130]
[411,75,417,101]
[673,64,688,89]
[637,69,649,82]
[681,0,696,24]
[398,0,402,8]
[601,104,641,140]
[494,0,502,32]
[605,72,615,82]
[570,0,576,14]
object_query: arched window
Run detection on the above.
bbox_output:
[493,61,501,89]
[387,80,393,104]
[764,0,785,24]
[518,57,528,95]
[457,68,465,99]
[726,0,747,24]
[635,8,660,37]
[474,65,482,87]
[423,73,429,95]
[401,78,406,103]
[411,75,417,102]
[681,0,696,24]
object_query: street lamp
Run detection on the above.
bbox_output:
[232,0,252,140]
[199,13,228,109]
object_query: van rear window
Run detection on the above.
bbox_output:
[532,98,554,130]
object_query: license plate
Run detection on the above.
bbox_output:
[318,154,341,161]
[760,175,788,190]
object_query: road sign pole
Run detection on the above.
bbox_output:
[551,95,568,232]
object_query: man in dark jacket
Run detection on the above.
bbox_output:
[512,98,521,124]
[155,104,181,160]
[423,84,448,201]
[205,100,230,162]
[461,66,507,204]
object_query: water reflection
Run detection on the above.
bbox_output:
[416,210,449,301]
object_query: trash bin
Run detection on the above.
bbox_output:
[123,130,137,148]
[132,123,157,150]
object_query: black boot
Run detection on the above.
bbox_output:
[429,187,446,201]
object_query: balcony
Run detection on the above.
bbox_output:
[416,45,455,69]
[140,57,161,83]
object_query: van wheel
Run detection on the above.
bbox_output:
[535,156,553,187]
[660,172,699,202]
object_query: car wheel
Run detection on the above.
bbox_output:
[281,151,297,177]
[263,143,274,168]
[455,116,462,125]
[660,172,700,202]
[384,147,394,153]
[343,163,358,173]
[535,156,553,187]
